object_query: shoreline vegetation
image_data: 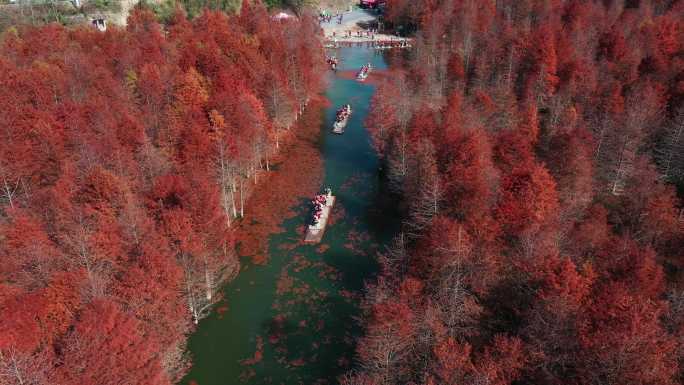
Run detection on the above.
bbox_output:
[0,2,326,383]
[0,0,330,31]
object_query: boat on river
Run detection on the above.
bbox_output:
[356,63,372,81]
[332,104,351,134]
[304,188,335,243]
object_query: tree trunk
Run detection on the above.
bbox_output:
[239,178,245,218]
[230,178,238,218]
[204,258,213,301]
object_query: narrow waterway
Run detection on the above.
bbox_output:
[182,47,397,385]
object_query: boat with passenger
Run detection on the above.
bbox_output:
[356,63,372,81]
[304,188,335,244]
[332,104,351,134]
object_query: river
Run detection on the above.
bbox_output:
[182,47,397,385]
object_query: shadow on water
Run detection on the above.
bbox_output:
[182,47,399,385]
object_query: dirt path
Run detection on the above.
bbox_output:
[109,0,137,25]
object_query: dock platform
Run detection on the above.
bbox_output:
[304,196,335,243]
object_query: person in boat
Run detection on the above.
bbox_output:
[337,106,348,118]
[340,106,350,118]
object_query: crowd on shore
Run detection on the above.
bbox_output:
[319,12,344,24]
[325,39,410,49]
[331,28,380,40]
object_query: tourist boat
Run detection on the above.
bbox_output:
[356,63,372,81]
[332,104,351,134]
[304,188,335,244]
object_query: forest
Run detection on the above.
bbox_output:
[2,0,684,384]
[0,2,324,384]
[344,0,684,384]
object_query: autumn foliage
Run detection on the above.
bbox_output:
[0,3,323,384]
[348,1,684,385]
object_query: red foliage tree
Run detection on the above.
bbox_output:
[351,1,684,383]
[59,300,170,385]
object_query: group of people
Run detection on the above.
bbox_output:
[319,13,343,24]
[358,29,379,38]
[336,104,351,123]
[374,39,410,48]
[331,28,379,40]
[310,194,327,225]
[357,63,372,80]
[310,188,332,226]
[327,40,411,49]
[326,56,338,70]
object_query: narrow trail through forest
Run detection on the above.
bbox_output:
[181,47,398,385]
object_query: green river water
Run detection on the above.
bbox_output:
[182,47,398,385]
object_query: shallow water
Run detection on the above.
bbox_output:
[182,47,396,385]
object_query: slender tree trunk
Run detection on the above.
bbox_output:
[661,117,683,179]
[204,257,212,301]
[239,178,245,217]
[230,177,238,218]
[2,176,16,209]
[218,147,232,227]
[12,354,25,385]
[221,183,232,228]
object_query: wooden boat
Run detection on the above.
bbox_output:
[332,119,347,134]
[332,105,351,134]
[304,188,335,244]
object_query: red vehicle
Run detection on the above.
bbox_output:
[360,0,386,8]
